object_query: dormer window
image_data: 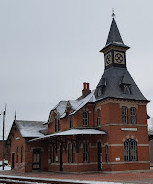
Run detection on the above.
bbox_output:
[120,75,131,95]
[83,111,89,126]
[97,87,102,97]
[123,84,131,94]
[96,78,106,97]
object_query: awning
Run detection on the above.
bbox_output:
[29,128,107,142]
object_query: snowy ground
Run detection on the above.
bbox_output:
[0,160,11,171]
[0,175,127,184]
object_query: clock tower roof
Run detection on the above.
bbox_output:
[100,18,129,52]
[94,16,148,102]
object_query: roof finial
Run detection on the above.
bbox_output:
[112,8,115,19]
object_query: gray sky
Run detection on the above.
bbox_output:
[0,0,153,139]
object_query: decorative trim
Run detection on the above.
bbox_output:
[30,147,44,152]
[121,128,137,131]
[96,98,147,106]
[102,144,148,147]
[103,161,150,165]
[95,106,101,111]
[100,123,147,127]
[120,103,138,109]
[63,162,97,166]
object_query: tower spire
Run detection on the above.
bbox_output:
[100,17,129,53]
[106,18,124,46]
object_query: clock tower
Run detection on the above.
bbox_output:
[100,18,130,70]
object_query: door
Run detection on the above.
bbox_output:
[97,142,102,171]
[32,149,41,170]
[60,145,63,171]
[12,153,15,169]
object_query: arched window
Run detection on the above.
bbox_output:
[83,111,89,126]
[124,139,137,161]
[21,146,23,163]
[16,147,18,163]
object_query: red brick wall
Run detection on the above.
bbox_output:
[10,99,150,173]
[25,141,49,172]
[0,140,9,161]
[10,128,26,172]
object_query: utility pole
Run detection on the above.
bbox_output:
[2,105,6,170]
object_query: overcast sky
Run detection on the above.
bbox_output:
[0,0,153,139]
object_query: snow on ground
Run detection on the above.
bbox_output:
[0,160,11,171]
[0,175,126,184]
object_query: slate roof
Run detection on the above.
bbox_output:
[100,18,129,52]
[51,67,148,119]
[95,67,148,102]
[15,120,48,138]
[106,18,124,46]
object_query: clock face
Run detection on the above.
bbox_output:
[105,52,112,66]
[114,52,125,64]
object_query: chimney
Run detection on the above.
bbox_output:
[82,82,91,97]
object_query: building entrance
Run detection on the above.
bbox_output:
[12,153,15,169]
[97,142,102,171]
[60,145,63,171]
[32,149,41,170]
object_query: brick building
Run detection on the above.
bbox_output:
[0,140,9,162]
[7,17,150,172]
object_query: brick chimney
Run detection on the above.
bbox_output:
[82,82,91,97]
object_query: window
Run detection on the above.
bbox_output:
[70,116,73,128]
[49,146,52,163]
[58,119,60,131]
[97,109,101,126]
[68,143,75,163]
[53,146,55,163]
[105,145,108,162]
[83,143,89,162]
[131,107,136,124]
[55,118,57,132]
[72,143,75,163]
[122,106,128,123]
[123,85,131,94]
[68,144,71,163]
[83,111,89,126]
[21,146,23,163]
[16,147,18,163]
[124,139,137,161]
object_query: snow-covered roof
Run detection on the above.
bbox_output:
[29,128,106,142]
[69,90,95,115]
[15,120,47,138]
[50,90,96,119]
[52,101,67,117]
